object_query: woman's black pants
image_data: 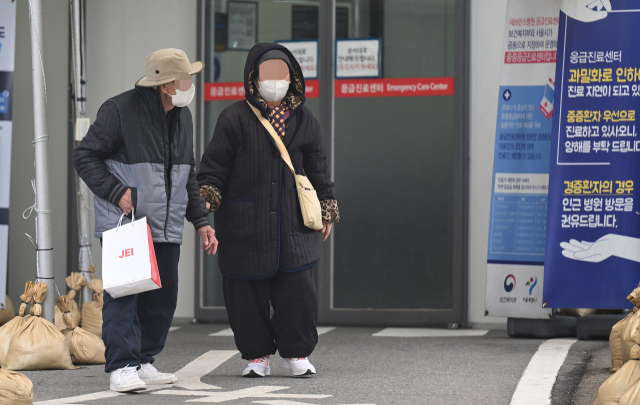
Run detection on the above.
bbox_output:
[223,268,318,360]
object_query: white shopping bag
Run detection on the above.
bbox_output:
[102,210,161,299]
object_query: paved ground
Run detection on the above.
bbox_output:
[21,323,611,405]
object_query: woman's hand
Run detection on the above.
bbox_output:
[198,225,218,255]
[316,220,333,241]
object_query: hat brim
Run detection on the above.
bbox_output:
[136,61,205,87]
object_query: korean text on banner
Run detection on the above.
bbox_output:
[544,2,640,309]
[0,0,17,310]
[484,0,560,319]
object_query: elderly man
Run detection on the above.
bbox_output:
[74,48,217,392]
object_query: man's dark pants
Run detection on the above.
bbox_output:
[102,242,180,373]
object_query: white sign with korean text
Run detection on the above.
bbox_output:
[486,264,548,318]
[336,39,380,78]
[277,40,318,80]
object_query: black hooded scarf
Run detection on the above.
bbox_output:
[198,42,339,279]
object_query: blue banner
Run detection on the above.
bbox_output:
[544,1,640,309]
[0,0,16,309]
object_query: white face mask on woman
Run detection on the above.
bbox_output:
[258,80,290,102]
[168,82,195,107]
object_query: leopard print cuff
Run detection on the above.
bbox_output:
[200,185,222,212]
[320,200,340,223]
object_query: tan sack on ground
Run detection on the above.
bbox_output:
[594,358,640,405]
[0,296,16,326]
[80,278,103,338]
[56,295,105,365]
[621,289,640,364]
[54,273,85,330]
[612,306,640,372]
[0,368,33,405]
[0,282,36,366]
[2,283,76,371]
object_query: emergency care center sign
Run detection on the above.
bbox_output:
[485,0,559,318]
[0,0,16,309]
[544,1,640,309]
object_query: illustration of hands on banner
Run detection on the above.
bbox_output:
[561,234,640,263]
[561,0,611,22]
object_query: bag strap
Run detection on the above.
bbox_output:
[246,101,295,175]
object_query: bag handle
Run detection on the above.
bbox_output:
[246,101,295,175]
[117,207,135,229]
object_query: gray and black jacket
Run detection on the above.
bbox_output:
[198,43,339,279]
[73,86,209,244]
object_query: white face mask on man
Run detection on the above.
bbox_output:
[168,82,195,107]
[258,80,290,102]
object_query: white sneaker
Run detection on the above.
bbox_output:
[137,363,177,385]
[242,355,271,378]
[282,357,316,377]
[110,365,147,392]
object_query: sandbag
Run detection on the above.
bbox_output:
[0,296,16,326]
[621,290,640,365]
[54,273,85,330]
[2,283,75,371]
[0,369,33,405]
[612,311,636,372]
[0,282,36,366]
[595,359,640,405]
[56,295,104,365]
[80,278,103,338]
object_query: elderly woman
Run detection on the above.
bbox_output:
[197,43,339,378]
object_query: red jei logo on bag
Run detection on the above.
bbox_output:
[119,248,134,258]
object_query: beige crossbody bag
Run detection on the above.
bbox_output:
[247,101,324,231]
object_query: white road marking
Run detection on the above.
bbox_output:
[209,328,234,337]
[174,350,238,390]
[317,326,337,335]
[510,338,577,405]
[210,327,337,337]
[254,402,376,405]
[34,391,123,404]
[154,386,330,403]
[169,326,181,332]
[34,350,239,404]
[372,328,489,337]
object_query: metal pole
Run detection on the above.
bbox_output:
[317,0,335,324]
[28,0,55,322]
[71,0,93,306]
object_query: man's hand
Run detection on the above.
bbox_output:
[316,220,333,241]
[198,225,218,255]
[119,189,133,215]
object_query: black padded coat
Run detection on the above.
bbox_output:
[197,43,335,279]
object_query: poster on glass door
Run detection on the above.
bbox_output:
[544,1,640,309]
[0,0,17,309]
[484,0,559,318]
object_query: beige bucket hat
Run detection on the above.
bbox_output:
[136,48,204,87]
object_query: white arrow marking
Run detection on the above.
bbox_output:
[154,386,330,403]
[210,327,337,337]
[174,350,238,390]
[169,326,181,332]
[34,350,239,404]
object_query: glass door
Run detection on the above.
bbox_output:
[195,0,468,326]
